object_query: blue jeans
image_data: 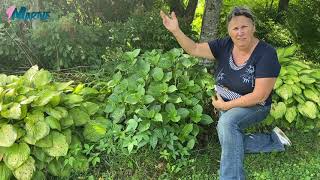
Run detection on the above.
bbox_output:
[217,105,285,180]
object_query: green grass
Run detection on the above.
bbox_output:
[73,129,320,180]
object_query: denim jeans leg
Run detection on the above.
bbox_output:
[217,105,278,180]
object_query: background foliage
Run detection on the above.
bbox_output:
[0,0,319,179]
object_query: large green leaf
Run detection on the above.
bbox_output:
[45,107,63,120]
[177,108,190,119]
[81,102,99,115]
[143,95,155,104]
[125,116,140,132]
[291,84,302,95]
[181,124,193,137]
[32,90,60,107]
[43,131,68,157]
[200,114,214,125]
[69,108,90,126]
[153,113,163,122]
[1,103,22,120]
[124,49,141,61]
[111,106,125,123]
[31,171,46,180]
[303,89,320,104]
[83,121,106,142]
[62,94,83,106]
[60,114,74,129]
[0,124,17,147]
[35,133,53,148]
[298,101,318,119]
[24,117,50,145]
[0,162,12,180]
[33,70,52,88]
[20,96,38,105]
[77,87,99,96]
[136,60,150,77]
[45,116,61,131]
[300,75,316,84]
[4,143,30,170]
[275,84,293,100]
[285,106,297,123]
[273,78,283,89]
[147,82,168,97]
[48,159,71,177]
[54,106,68,118]
[310,70,320,79]
[13,157,35,180]
[23,65,38,85]
[138,121,150,132]
[270,102,286,119]
[165,103,180,122]
[151,67,164,81]
[73,155,89,173]
[190,105,203,123]
[54,81,74,91]
[125,93,140,105]
[107,72,122,88]
[187,138,196,149]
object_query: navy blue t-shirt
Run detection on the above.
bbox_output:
[208,37,281,106]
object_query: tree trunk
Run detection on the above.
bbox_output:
[166,0,198,27]
[167,0,184,17]
[200,0,222,42]
[278,0,290,12]
[184,0,198,25]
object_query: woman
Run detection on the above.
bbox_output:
[160,6,292,180]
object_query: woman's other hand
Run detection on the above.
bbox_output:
[212,94,230,111]
[160,10,180,34]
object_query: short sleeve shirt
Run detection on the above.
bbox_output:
[208,37,281,106]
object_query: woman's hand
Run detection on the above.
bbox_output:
[160,10,180,34]
[212,94,230,111]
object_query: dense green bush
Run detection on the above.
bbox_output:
[31,14,103,70]
[0,65,110,179]
[263,46,320,131]
[102,10,197,52]
[0,48,216,179]
[91,48,215,160]
[286,0,320,62]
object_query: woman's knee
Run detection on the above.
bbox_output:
[216,114,238,134]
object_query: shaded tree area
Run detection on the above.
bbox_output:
[0,0,319,72]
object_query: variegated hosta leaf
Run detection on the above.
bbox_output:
[0,124,17,147]
[270,102,286,119]
[3,143,30,170]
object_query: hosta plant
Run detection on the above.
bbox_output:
[265,46,320,131]
[0,66,104,179]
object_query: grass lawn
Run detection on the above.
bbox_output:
[74,129,320,180]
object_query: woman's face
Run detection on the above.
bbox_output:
[228,16,255,50]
